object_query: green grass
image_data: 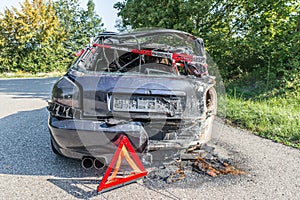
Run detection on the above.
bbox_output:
[220,95,300,148]
[219,72,300,148]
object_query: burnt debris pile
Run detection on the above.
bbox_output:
[144,144,245,186]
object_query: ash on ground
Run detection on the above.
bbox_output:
[143,143,246,189]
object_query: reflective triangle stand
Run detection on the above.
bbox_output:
[97,135,148,193]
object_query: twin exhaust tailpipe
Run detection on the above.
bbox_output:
[81,157,106,170]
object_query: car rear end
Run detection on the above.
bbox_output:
[47,29,216,164]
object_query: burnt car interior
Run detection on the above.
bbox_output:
[74,31,208,78]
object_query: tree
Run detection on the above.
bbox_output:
[0,0,63,72]
[54,0,104,55]
[80,0,104,38]
[0,0,104,73]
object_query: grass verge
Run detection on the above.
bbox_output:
[218,72,300,148]
[220,95,300,148]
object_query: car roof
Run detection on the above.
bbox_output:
[97,29,204,56]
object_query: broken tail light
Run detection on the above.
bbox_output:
[47,101,80,119]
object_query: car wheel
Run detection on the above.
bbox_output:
[51,139,62,156]
[200,87,217,142]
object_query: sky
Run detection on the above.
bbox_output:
[0,0,120,31]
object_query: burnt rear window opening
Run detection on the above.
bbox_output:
[73,30,207,77]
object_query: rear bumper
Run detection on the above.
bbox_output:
[48,116,148,160]
[48,115,203,164]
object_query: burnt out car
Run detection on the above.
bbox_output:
[47,29,217,168]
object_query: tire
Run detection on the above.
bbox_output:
[51,139,63,156]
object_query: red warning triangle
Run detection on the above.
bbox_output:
[97,135,148,193]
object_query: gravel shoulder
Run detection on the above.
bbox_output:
[0,78,299,200]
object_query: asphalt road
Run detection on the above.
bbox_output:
[0,77,299,200]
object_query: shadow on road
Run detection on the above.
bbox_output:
[47,178,100,199]
[0,107,104,178]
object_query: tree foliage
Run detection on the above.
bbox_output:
[54,0,103,53]
[0,0,62,72]
[114,0,300,89]
[0,0,104,73]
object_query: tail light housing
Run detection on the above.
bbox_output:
[52,77,80,108]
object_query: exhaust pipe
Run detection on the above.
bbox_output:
[93,157,106,170]
[81,157,94,169]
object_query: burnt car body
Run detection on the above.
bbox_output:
[47,29,217,166]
